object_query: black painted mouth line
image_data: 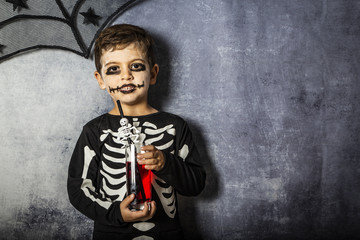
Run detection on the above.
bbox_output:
[109,81,145,93]
[109,84,135,93]
[137,81,145,89]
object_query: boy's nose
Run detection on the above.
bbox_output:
[121,69,133,81]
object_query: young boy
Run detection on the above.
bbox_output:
[67,24,206,240]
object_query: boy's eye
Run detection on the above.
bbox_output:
[130,63,146,71]
[106,66,120,75]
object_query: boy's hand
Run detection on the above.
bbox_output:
[137,145,166,171]
[120,194,156,222]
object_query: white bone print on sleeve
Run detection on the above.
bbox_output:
[153,144,189,218]
[153,176,176,218]
[81,146,112,209]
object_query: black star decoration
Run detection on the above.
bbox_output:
[5,0,29,12]
[80,8,102,26]
[0,44,5,54]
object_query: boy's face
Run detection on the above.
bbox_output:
[95,43,158,108]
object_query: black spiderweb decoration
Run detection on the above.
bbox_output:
[0,0,138,62]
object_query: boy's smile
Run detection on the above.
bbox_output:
[94,43,159,113]
[109,81,145,94]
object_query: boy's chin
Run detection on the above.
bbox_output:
[112,95,146,106]
[119,89,136,94]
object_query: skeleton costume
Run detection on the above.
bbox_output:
[67,112,206,240]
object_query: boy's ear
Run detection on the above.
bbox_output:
[150,64,159,85]
[95,71,106,89]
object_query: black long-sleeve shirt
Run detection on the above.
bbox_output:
[67,112,206,239]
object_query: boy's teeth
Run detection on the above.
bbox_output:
[120,85,135,91]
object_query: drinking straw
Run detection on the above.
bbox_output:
[116,100,124,119]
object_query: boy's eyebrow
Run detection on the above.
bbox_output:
[104,59,146,67]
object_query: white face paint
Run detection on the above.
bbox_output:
[95,44,158,108]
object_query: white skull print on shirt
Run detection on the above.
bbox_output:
[67,112,205,237]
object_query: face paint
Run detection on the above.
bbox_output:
[99,45,153,106]
[105,66,120,75]
[130,63,146,72]
[109,81,145,94]
[105,63,146,76]
[137,81,145,88]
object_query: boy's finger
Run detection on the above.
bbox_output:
[138,150,161,160]
[140,201,157,221]
[142,201,151,213]
[130,203,151,221]
[137,152,154,160]
[141,145,156,151]
[138,158,157,165]
[149,201,156,216]
[120,194,135,208]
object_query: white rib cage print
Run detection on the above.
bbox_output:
[96,118,178,218]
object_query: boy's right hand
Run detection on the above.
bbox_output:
[120,194,156,222]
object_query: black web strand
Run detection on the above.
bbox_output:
[0,45,84,62]
[68,0,88,55]
[0,14,70,28]
[86,0,138,58]
[55,0,71,20]
[0,0,139,61]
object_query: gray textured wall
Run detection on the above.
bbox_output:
[1,0,360,239]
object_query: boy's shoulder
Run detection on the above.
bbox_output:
[144,111,187,127]
[154,111,184,121]
[81,113,109,134]
[84,113,107,126]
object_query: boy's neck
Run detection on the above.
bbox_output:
[109,102,158,117]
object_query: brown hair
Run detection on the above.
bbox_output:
[94,24,156,72]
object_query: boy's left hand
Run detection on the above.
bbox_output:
[137,145,166,171]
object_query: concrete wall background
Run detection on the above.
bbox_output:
[0,0,359,239]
